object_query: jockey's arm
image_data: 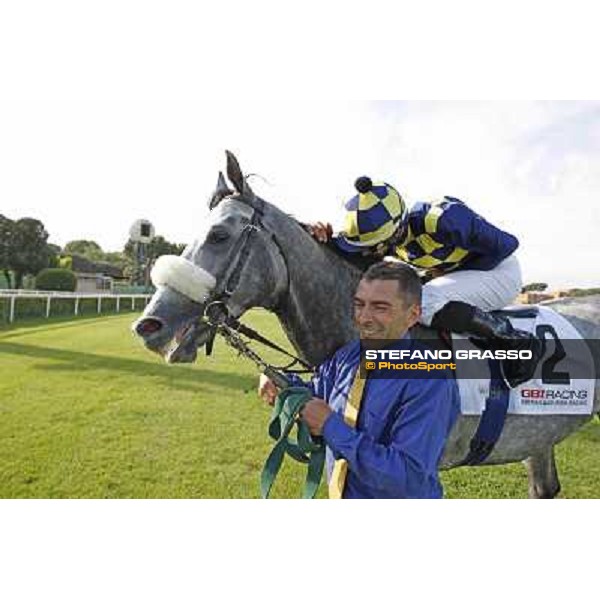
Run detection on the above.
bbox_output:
[439,202,519,266]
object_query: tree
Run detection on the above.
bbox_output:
[102,251,128,269]
[9,218,52,288]
[123,235,185,284]
[148,236,186,260]
[63,239,104,262]
[521,282,548,293]
[0,214,14,287]
[123,236,185,261]
[47,244,61,268]
[62,240,128,271]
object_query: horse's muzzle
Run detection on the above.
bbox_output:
[132,315,216,363]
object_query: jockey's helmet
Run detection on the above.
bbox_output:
[335,177,407,253]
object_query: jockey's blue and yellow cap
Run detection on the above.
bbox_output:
[335,176,407,253]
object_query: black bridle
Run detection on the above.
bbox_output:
[209,195,268,304]
[199,195,313,385]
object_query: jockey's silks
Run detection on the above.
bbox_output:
[394,197,519,274]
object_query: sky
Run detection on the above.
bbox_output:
[1,6,599,290]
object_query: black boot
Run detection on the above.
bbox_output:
[431,302,543,388]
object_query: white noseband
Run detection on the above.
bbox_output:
[150,255,216,304]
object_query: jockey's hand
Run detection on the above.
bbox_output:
[307,222,333,243]
[300,398,333,436]
[258,374,278,406]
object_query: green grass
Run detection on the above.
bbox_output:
[1,312,599,498]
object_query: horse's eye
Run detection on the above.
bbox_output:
[207,229,230,244]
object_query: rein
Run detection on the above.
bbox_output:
[203,303,309,389]
[205,305,325,497]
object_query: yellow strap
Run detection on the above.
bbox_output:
[328,366,368,499]
[424,204,444,234]
[328,461,348,499]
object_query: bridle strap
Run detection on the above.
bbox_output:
[225,318,313,371]
[202,195,312,375]
[211,196,266,302]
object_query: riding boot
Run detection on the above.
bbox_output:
[431,302,543,388]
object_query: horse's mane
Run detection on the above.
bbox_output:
[236,174,361,273]
[224,191,362,277]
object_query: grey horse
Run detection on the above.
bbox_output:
[133,151,600,499]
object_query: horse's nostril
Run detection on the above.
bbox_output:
[136,318,163,337]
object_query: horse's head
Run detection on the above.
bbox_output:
[132,151,288,363]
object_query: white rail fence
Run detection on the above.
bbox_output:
[0,290,152,323]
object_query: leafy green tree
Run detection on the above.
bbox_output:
[124,235,185,284]
[47,243,61,268]
[0,214,14,287]
[63,239,104,262]
[59,255,73,269]
[124,236,185,261]
[9,218,52,288]
[102,251,128,269]
[148,236,186,259]
[62,241,127,272]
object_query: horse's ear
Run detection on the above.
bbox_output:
[208,171,233,210]
[226,150,255,199]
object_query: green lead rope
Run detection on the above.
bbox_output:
[260,387,326,499]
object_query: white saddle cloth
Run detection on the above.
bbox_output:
[456,306,596,415]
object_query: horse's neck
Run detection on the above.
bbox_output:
[266,212,360,365]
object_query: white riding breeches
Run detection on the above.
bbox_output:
[420,254,523,326]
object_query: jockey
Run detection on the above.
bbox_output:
[307,176,541,388]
